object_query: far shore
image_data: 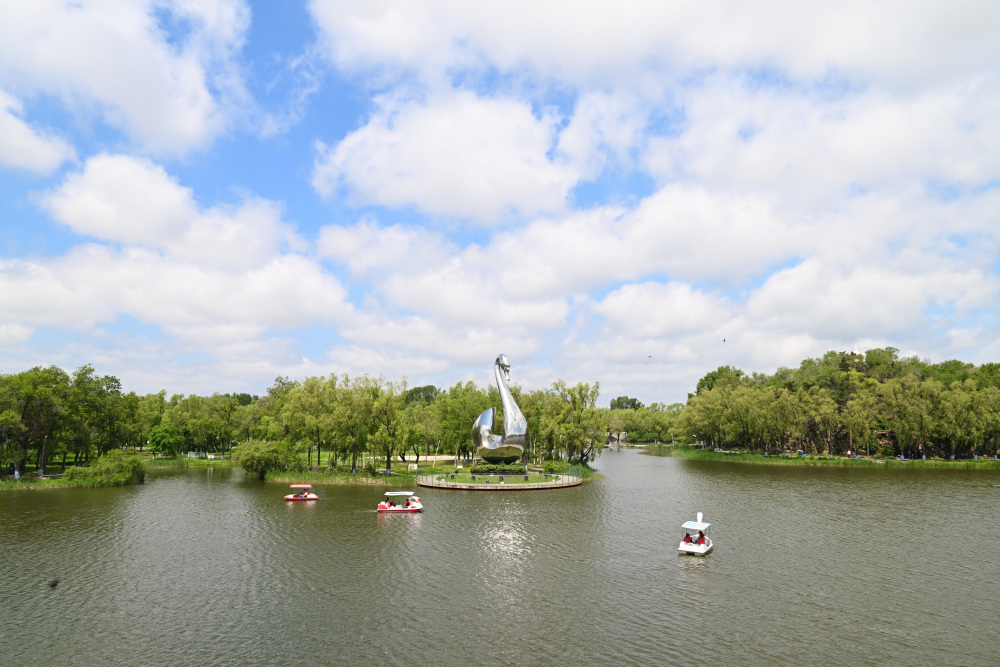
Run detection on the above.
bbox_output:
[639,444,1000,468]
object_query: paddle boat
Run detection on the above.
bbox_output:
[377,491,422,513]
[678,512,713,555]
[284,484,318,501]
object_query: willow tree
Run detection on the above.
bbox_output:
[370,378,408,474]
[332,374,376,474]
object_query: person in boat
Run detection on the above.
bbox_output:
[697,531,706,545]
[683,533,693,543]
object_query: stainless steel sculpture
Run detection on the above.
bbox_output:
[473,354,528,464]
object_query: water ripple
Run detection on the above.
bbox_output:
[2,455,999,665]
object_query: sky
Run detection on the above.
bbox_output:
[1,1,1000,405]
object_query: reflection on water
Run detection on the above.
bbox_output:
[2,453,999,665]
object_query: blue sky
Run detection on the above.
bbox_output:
[2,1,1000,404]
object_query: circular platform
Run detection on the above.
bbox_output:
[416,473,581,490]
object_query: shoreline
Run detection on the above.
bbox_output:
[645,445,1000,468]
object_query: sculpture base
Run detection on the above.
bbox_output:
[476,444,524,465]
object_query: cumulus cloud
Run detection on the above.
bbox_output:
[43,154,305,270]
[0,246,353,342]
[5,2,1000,403]
[0,0,250,155]
[0,89,75,173]
[0,322,34,346]
[595,282,732,339]
[555,92,649,179]
[644,76,1000,203]
[312,91,577,222]
[317,218,571,331]
[317,219,454,275]
[747,259,996,339]
[309,0,1000,90]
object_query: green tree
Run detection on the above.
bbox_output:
[148,423,184,458]
[370,378,408,473]
[609,396,644,410]
[232,439,287,480]
[543,380,604,465]
[332,374,376,474]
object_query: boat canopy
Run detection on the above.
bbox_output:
[681,521,710,531]
[385,491,414,496]
[289,484,312,488]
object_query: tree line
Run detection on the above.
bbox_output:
[0,365,608,475]
[9,346,991,476]
[677,347,1000,459]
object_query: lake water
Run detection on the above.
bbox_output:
[2,450,998,666]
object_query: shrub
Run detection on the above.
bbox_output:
[543,460,568,473]
[64,450,146,485]
[470,463,527,475]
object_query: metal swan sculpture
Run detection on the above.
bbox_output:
[472,354,528,464]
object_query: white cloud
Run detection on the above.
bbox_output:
[746,259,995,339]
[595,282,732,339]
[317,219,454,275]
[312,91,577,222]
[556,92,648,179]
[0,0,250,155]
[0,246,354,344]
[317,218,571,330]
[309,0,1000,91]
[44,154,304,270]
[0,89,75,173]
[334,317,542,372]
[644,77,1000,202]
[473,185,798,296]
[0,323,34,346]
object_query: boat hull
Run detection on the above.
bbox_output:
[284,494,318,501]
[678,539,713,555]
[377,501,423,513]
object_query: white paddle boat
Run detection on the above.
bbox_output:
[678,512,713,555]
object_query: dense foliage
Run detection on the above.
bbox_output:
[680,348,1000,459]
[10,345,987,479]
[62,450,146,485]
[231,439,289,480]
[1,366,608,478]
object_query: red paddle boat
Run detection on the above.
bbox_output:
[284,484,318,501]
[377,491,422,513]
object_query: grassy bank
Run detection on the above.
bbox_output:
[144,455,233,470]
[0,475,145,491]
[0,451,147,491]
[267,468,418,486]
[662,445,1000,468]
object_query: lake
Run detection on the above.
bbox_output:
[2,449,998,665]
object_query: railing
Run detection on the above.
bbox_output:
[416,471,582,489]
